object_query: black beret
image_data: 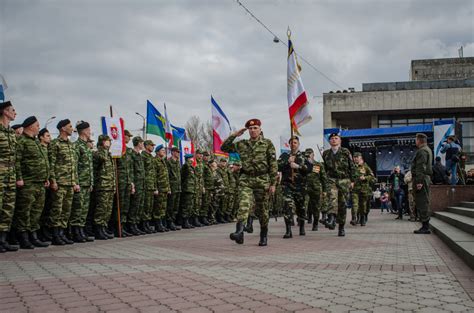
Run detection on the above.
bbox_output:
[329,133,340,139]
[11,124,23,130]
[22,116,38,128]
[0,101,12,110]
[76,121,90,131]
[38,128,49,138]
[56,119,71,130]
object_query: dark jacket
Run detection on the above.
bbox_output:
[432,162,449,185]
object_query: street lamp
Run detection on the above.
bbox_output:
[44,116,56,129]
[135,112,146,139]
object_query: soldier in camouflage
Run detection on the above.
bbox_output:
[48,119,80,245]
[412,133,433,235]
[141,140,158,234]
[92,135,116,240]
[278,136,310,238]
[37,128,52,242]
[153,144,171,232]
[128,136,146,235]
[208,159,225,224]
[193,150,205,227]
[166,147,182,230]
[221,118,277,246]
[217,158,231,223]
[351,152,375,227]
[305,148,328,231]
[180,154,197,229]
[13,116,50,249]
[322,133,355,237]
[70,121,94,242]
[201,151,213,225]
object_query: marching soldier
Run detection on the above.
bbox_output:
[128,136,146,235]
[322,133,355,237]
[166,147,182,230]
[48,119,79,245]
[305,148,328,231]
[221,118,277,246]
[141,140,158,234]
[351,152,375,226]
[200,151,213,225]
[70,121,94,242]
[92,135,116,240]
[181,154,197,229]
[193,150,205,227]
[412,133,433,234]
[277,136,310,238]
[153,144,171,232]
[217,158,231,223]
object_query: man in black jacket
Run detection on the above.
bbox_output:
[432,157,449,185]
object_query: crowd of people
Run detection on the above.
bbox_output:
[0,100,436,252]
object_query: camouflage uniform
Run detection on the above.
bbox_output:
[306,160,328,230]
[129,149,145,226]
[228,168,237,219]
[93,145,116,227]
[49,137,78,229]
[351,161,375,226]
[70,138,93,228]
[142,150,157,225]
[14,133,49,233]
[209,166,225,223]
[217,165,230,221]
[202,161,214,221]
[411,143,433,224]
[153,155,170,222]
[0,124,17,233]
[115,147,134,227]
[194,159,204,219]
[180,158,196,221]
[166,157,181,224]
[322,147,355,233]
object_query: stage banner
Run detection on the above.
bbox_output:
[434,119,455,166]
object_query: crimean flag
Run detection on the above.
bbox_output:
[101,116,125,158]
[211,96,232,156]
[146,100,166,141]
[287,36,311,135]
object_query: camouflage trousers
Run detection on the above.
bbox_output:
[208,191,219,222]
[94,190,115,226]
[352,192,370,216]
[415,179,431,223]
[327,178,351,225]
[114,183,131,224]
[282,184,306,221]
[307,190,322,222]
[153,192,167,220]
[0,182,16,232]
[408,189,415,218]
[200,190,212,217]
[181,192,195,218]
[142,190,155,222]
[129,184,144,224]
[49,185,74,229]
[70,185,91,227]
[13,182,45,232]
[236,175,270,228]
[194,188,203,217]
[227,193,236,218]
[166,192,180,222]
[218,193,229,217]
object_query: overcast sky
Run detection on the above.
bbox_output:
[1,0,473,155]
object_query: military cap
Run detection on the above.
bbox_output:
[22,116,38,128]
[208,159,217,165]
[124,129,132,137]
[38,128,49,138]
[202,151,210,156]
[195,149,203,155]
[328,132,340,139]
[0,101,12,110]
[184,153,194,159]
[416,133,427,140]
[144,139,155,146]
[56,119,71,130]
[76,120,90,131]
[245,118,261,128]
[305,148,314,154]
[11,124,22,130]
[219,158,228,163]
[353,152,362,157]
[171,146,180,152]
[132,136,144,146]
[97,134,111,147]
[155,144,164,152]
[233,161,242,166]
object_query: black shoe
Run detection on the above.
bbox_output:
[200,217,210,226]
[216,214,224,224]
[320,213,327,226]
[244,216,254,233]
[327,214,336,230]
[338,224,345,237]
[155,220,165,233]
[141,222,153,234]
[350,215,357,226]
[0,231,18,252]
[18,232,35,249]
[40,227,52,242]
[360,215,366,226]
[193,217,203,227]
[129,223,141,236]
[312,221,318,231]
[182,218,192,229]
[95,225,108,240]
[307,212,313,224]
[71,226,86,243]
[7,231,19,246]
[102,227,114,239]
[167,220,177,231]
[51,227,66,245]
[59,228,74,245]
[188,218,195,228]
[29,231,49,247]
[283,218,292,239]
[161,220,169,232]
[80,227,94,242]
[120,224,132,237]
[229,221,244,244]
[258,227,268,246]
[414,221,431,234]
[298,218,306,236]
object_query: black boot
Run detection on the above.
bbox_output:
[141,221,153,234]
[51,227,66,245]
[59,228,74,245]
[80,227,94,242]
[0,231,18,252]
[298,218,306,236]
[182,218,192,229]
[216,213,224,224]
[39,227,52,242]
[7,231,19,246]
[283,218,292,239]
[161,220,169,232]
[320,213,327,226]
[129,223,140,236]
[188,218,195,228]
[120,224,132,237]
[350,214,357,226]
[71,226,86,243]
[193,217,203,227]
[327,214,336,230]
[258,226,268,247]
[312,221,318,231]
[244,216,254,233]
[167,220,177,231]
[200,217,210,226]
[414,221,431,234]
[29,231,49,247]
[18,232,35,249]
[338,224,346,237]
[307,212,313,224]
[155,220,165,233]
[94,225,108,240]
[102,227,114,239]
[360,214,366,226]
[229,221,244,244]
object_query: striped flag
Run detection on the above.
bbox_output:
[287,36,311,135]
[211,96,232,156]
[0,74,8,101]
[164,103,174,149]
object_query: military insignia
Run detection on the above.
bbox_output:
[110,123,119,140]
[313,166,320,173]
[250,121,254,125]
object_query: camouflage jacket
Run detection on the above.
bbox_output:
[93,147,116,191]
[167,158,181,193]
[306,160,328,194]
[195,160,204,191]
[0,125,17,186]
[142,151,157,191]
[154,156,170,193]
[211,169,225,196]
[229,170,238,194]
[322,147,356,182]
[217,167,230,193]
[278,150,310,189]
[203,163,214,190]
[181,160,196,193]
[116,147,134,188]
[411,144,433,185]
[131,149,145,189]
[74,138,93,187]
[49,137,78,186]
[15,133,49,183]
[221,134,277,186]
[353,163,375,194]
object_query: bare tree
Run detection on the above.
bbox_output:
[185,115,213,151]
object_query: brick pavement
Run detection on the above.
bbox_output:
[1,212,473,313]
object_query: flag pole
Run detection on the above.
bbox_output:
[288,27,295,182]
[110,105,122,238]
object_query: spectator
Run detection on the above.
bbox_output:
[388,166,405,220]
[440,136,462,186]
[404,170,416,221]
[380,192,390,213]
[432,156,449,185]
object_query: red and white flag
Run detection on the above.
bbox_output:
[164,103,173,149]
[287,36,311,135]
[211,96,232,156]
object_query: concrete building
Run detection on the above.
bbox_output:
[323,57,474,166]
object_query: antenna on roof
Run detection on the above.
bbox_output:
[458,46,463,58]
